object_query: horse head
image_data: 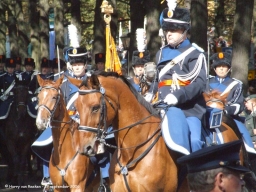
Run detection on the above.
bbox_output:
[203,89,229,110]
[13,77,29,118]
[36,75,64,130]
[68,73,118,156]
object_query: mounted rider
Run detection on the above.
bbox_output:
[14,56,23,75]
[128,28,151,94]
[157,2,208,154]
[19,58,37,83]
[28,57,53,119]
[209,52,256,154]
[0,58,17,119]
[94,53,105,75]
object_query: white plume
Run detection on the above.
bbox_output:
[68,24,79,48]
[159,28,164,37]
[136,28,147,52]
[166,0,177,11]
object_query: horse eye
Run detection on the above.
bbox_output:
[52,96,58,100]
[92,105,100,113]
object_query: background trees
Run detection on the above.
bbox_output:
[0,0,254,89]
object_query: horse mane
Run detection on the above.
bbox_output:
[85,71,160,117]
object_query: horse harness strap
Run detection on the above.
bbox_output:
[117,130,162,192]
[52,150,79,190]
[38,86,72,126]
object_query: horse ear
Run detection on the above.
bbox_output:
[67,76,82,88]
[37,74,44,87]
[55,75,64,87]
[90,74,100,90]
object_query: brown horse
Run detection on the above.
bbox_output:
[36,75,100,192]
[69,72,188,192]
[203,89,241,142]
[203,89,256,190]
[3,78,38,185]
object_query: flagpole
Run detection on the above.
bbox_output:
[57,45,60,78]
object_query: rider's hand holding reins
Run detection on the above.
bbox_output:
[164,94,178,105]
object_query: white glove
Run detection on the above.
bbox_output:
[144,93,153,102]
[164,94,178,105]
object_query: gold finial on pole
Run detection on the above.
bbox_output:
[101,0,113,25]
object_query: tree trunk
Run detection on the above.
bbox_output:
[38,0,50,64]
[92,0,106,66]
[144,0,162,63]
[231,0,253,91]
[55,0,65,59]
[190,0,208,51]
[30,0,40,69]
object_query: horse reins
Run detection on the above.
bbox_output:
[78,85,166,192]
[38,85,78,191]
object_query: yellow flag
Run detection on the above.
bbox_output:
[105,25,122,75]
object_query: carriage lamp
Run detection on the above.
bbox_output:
[120,33,131,74]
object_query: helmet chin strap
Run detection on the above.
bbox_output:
[168,29,188,48]
[214,68,231,78]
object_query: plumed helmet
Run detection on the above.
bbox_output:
[15,57,22,65]
[160,7,190,31]
[24,58,35,68]
[41,57,50,68]
[68,47,87,65]
[132,28,150,66]
[5,58,16,68]
[51,58,66,69]
[132,50,150,66]
[95,53,105,64]
[0,55,6,63]
[210,52,232,68]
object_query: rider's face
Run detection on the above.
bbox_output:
[165,29,185,46]
[72,63,86,77]
[215,65,229,78]
[6,67,15,74]
[133,64,144,76]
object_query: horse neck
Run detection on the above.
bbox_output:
[114,96,160,150]
[51,98,74,154]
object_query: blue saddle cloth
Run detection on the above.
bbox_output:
[27,101,37,118]
[0,98,13,120]
[31,127,53,162]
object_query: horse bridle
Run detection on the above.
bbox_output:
[14,85,28,109]
[38,86,71,126]
[78,85,160,149]
[78,86,115,141]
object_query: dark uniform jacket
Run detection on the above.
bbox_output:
[20,70,37,83]
[209,76,244,117]
[156,39,207,120]
[0,73,16,119]
[245,112,256,141]
[0,73,16,99]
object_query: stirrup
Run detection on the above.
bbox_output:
[97,183,111,192]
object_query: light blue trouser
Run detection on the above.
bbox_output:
[43,161,50,178]
[234,119,254,149]
[186,117,204,152]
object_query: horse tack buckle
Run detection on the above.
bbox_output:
[60,169,66,176]
[121,166,128,175]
